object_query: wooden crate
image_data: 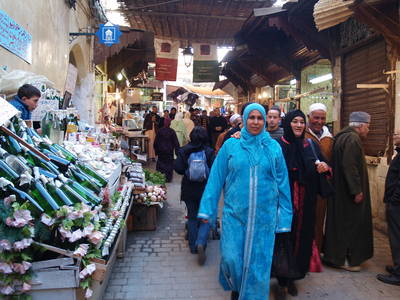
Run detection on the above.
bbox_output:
[131,203,159,231]
[30,257,80,300]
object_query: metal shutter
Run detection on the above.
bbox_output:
[341,39,389,156]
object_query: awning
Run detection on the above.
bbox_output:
[313,0,355,31]
[94,28,154,65]
[184,85,229,97]
[94,28,155,82]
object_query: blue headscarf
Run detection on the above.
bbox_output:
[240,103,272,166]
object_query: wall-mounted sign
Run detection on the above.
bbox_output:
[151,92,163,101]
[0,10,32,64]
[95,22,122,47]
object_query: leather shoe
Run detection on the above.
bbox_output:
[386,265,395,275]
[287,280,298,296]
[231,291,239,300]
[340,265,361,272]
[377,273,400,286]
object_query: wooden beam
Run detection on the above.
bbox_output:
[126,11,247,21]
[356,84,389,89]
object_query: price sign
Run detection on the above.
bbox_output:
[0,97,19,126]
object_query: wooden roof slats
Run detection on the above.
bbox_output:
[121,0,275,45]
[313,0,355,31]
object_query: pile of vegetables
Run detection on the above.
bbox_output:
[133,185,167,206]
[144,169,166,186]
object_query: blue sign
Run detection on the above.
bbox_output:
[0,10,32,64]
[96,22,122,47]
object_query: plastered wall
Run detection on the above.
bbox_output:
[0,0,94,91]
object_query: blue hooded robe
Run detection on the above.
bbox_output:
[198,103,292,300]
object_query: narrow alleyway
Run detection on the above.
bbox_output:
[104,174,400,300]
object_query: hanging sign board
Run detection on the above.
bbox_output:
[193,44,219,83]
[95,22,122,47]
[64,63,78,94]
[0,97,19,125]
[155,39,179,81]
[151,92,163,101]
[0,10,32,63]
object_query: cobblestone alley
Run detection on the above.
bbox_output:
[104,174,400,300]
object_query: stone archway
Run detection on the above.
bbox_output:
[69,43,87,85]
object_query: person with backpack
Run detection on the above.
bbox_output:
[174,126,215,265]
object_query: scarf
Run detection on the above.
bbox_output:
[240,103,272,167]
[282,109,307,182]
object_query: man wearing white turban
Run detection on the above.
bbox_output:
[305,103,333,253]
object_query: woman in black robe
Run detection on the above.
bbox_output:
[154,118,180,182]
[274,110,331,296]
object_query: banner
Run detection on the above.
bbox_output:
[193,44,219,83]
[155,39,179,81]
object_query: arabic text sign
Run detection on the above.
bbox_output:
[0,10,32,64]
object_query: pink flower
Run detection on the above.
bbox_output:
[88,231,104,245]
[81,203,91,213]
[79,263,96,279]
[0,285,14,295]
[5,217,13,226]
[22,282,31,292]
[59,226,72,239]
[85,287,93,298]
[0,262,13,274]
[68,210,84,220]
[82,223,94,237]
[4,195,16,206]
[73,244,89,257]
[13,238,33,251]
[68,229,83,243]
[14,209,33,223]
[41,214,55,226]
[0,239,12,252]
[111,210,120,218]
[12,261,32,274]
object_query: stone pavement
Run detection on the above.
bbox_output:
[104,173,400,300]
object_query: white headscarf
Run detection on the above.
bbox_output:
[174,112,184,121]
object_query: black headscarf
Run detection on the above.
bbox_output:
[281,109,307,183]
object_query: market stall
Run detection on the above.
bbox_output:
[0,99,167,299]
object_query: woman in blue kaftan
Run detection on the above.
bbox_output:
[198,103,292,300]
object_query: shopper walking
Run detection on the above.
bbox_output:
[198,103,292,300]
[154,119,180,182]
[377,130,400,286]
[169,107,177,120]
[305,103,333,253]
[183,112,195,137]
[208,108,228,149]
[143,106,161,160]
[159,109,170,128]
[274,109,331,296]
[199,110,209,130]
[324,111,373,271]
[171,112,188,147]
[174,127,215,262]
[266,105,284,139]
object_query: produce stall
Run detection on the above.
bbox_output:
[0,99,167,299]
